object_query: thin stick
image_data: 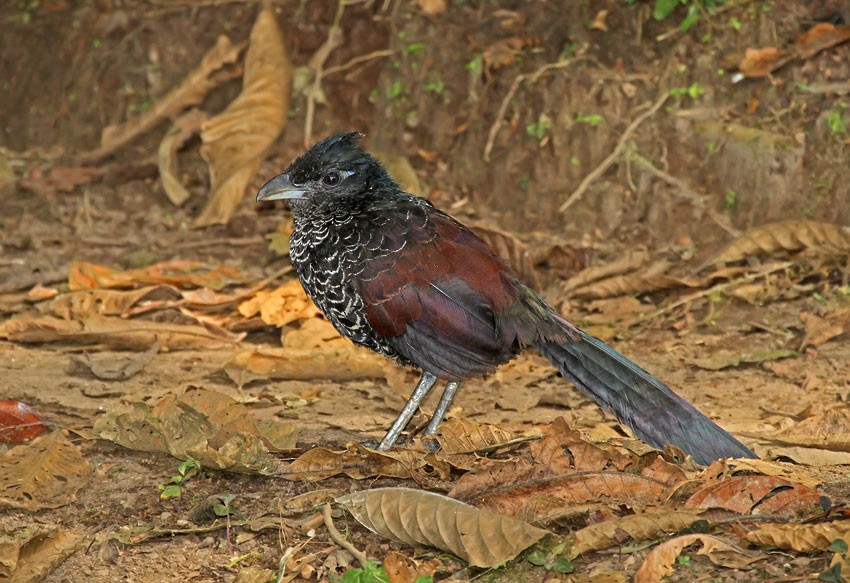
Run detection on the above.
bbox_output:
[559,91,669,213]
[304,0,347,147]
[323,49,393,77]
[322,502,370,567]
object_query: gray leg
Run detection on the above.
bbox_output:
[424,381,460,435]
[377,372,438,450]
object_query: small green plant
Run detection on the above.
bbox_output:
[519,175,530,190]
[729,16,741,30]
[827,108,847,135]
[570,156,580,166]
[575,112,604,127]
[214,494,237,517]
[402,42,425,56]
[526,541,574,574]
[423,71,445,95]
[652,0,726,33]
[331,561,390,583]
[526,113,552,140]
[158,458,201,499]
[677,554,692,566]
[724,189,737,208]
[386,78,406,100]
[465,54,483,74]
[670,82,705,99]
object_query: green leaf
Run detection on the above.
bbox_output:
[159,484,181,499]
[679,4,700,32]
[526,550,547,566]
[827,539,848,553]
[653,0,683,21]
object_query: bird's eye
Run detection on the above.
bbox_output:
[322,172,341,186]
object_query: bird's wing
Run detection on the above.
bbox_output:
[352,204,522,379]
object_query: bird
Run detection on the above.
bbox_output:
[256,132,756,465]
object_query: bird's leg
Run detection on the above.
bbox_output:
[423,381,460,436]
[376,372,438,450]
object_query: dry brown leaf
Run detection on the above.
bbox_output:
[92,387,292,474]
[703,458,822,489]
[337,487,550,568]
[771,403,850,451]
[745,521,850,552]
[796,23,850,59]
[373,152,422,196]
[284,444,448,482]
[470,224,540,288]
[194,5,291,227]
[0,529,84,582]
[0,430,92,511]
[283,317,345,348]
[530,417,631,472]
[0,314,242,351]
[738,46,784,77]
[690,348,797,371]
[635,534,760,581]
[684,475,823,519]
[79,36,244,163]
[383,551,440,583]
[562,250,651,294]
[590,9,609,31]
[238,279,320,326]
[568,273,699,301]
[70,340,160,380]
[46,285,183,319]
[416,0,446,15]
[68,260,246,291]
[710,220,850,265]
[227,345,387,383]
[566,510,702,560]
[158,108,208,206]
[800,310,850,349]
[435,418,516,454]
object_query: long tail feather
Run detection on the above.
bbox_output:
[535,330,755,465]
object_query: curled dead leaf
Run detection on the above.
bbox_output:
[710,220,850,265]
[634,534,760,582]
[745,522,850,552]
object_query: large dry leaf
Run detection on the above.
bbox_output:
[93,387,294,473]
[0,529,83,582]
[158,109,208,206]
[69,260,246,291]
[238,279,320,326]
[634,534,760,582]
[226,346,387,382]
[0,400,48,443]
[710,220,850,265]
[771,403,850,451]
[70,340,160,380]
[745,521,850,552]
[566,510,703,559]
[284,443,449,482]
[194,5,291,227]
[690,348,797,371]
[337,487,550,568]
[46,285,183,319]
[684,475,823,519]
[562,250,651,294]
[469,224,540,288]
[0,314,242,351]
[79,35,244,163]
[800,309,850,349]
[0,430,92,511]
[435,418,517,454]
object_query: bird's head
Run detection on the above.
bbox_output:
[257,132,395,208]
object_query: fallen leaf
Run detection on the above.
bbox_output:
[70,340,160,380]
[238,279,320,326]
[795,23,850,60]
[684,475,823,519]
[745,522,850,552]
[69,260,246,291]
[337,487,550,568]
[738,46,783,77]
[590,10,609,31]
[284,443,448,482]
[710,220,850,265]
[158,108,207,206]
[0,529,83,582]
[435,418,517,454]
[417,0,446,16]
[383,551,439,583]
[194,4,292,226]
[0,430,92,511]
[635,534,760,582]
[226,346,387,382]
[0,400,48,443]
[690,348,797,370]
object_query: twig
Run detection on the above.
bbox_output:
[322,502,370,567]
[628,151,705,207]
[304,0,347,147]
[483,57,584,162]
[644,261,794,324]
[323,49,393,77]
[559,91,670,213]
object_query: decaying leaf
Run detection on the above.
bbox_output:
[690,348,797,371]
[470,224,540,288]
[684,475,823,519]
[0,314,242,351]
[158,108,208,206]
[745,522,850,552]
[0,529,84,582]
[70,340,160,380]
[771,403,850,451]
[382,551,440,583]
[69,260,246,291]
[737,47,784,78]
[226,345,387,383]
[796,23,850,59]
[337,487,550,568]
[799,310,850,349]
[436,418,517,454]
[710,220,850,265]
[566,510,703,559]
[284,443,449,482]
[92,387,294,473]
[0,430,92,511]
[238,279,321,326]
[46,285,184,319]
[634,534,760,582]
[0,400,48,443]
[562,250,651,294]
[194,4,292,226]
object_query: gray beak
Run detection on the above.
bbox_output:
[256,174,307,202]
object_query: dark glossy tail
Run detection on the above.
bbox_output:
[535,330,756,465]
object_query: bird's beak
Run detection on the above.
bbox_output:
[256,174,306,202]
